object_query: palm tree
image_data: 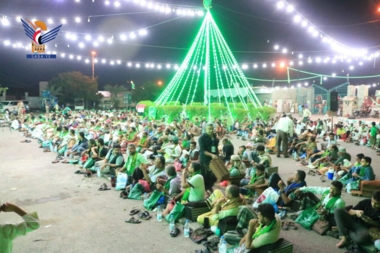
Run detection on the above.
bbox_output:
[0,85,8,95]
[46,85,63,97]
[104,84,128,108]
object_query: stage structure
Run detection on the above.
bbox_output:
[155,3,262,121]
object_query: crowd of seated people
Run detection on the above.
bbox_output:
[10,108,380,251]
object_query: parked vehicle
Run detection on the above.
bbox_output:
[0,100,30,115]
[74,98,85,110]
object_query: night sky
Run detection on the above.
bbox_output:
[1,0,380,96]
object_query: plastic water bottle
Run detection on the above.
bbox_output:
[96,167,101,178]
[219,236,225,246]
[218,240,227,253]
[143,193,148,204]
[184,220,190,237]
[253,191,258,203]
[157,206,163,222]
[169,214,175,232]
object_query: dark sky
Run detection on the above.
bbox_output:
[1,0,380,96]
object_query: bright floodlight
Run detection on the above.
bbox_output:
[349,66,354,70]
[77,56,82,60]
[117,60,121,64]
[277,1,285,9]
[47,18,53,24]
[61,53,65,58]
[107,39,113,44]
[85,34,91,41]
[71,34,77,41]
[301,20,308,27]
[120,34,127,41]
[293,15,301,23]
[98,36,104,42]
[130,32,136,39]
[114,1,120,7]
[105,0,110,5]
[253,64,258,68]
[298,54,303,59]
[242,64,248,70]
[166,64,171,69]
[136,63,141,68]
[138,29,147,36]
[85,59,90,63]
[61,18,67,24]
[298,61,303,65]
[75,17,81,23]
[4,40,10,46]
[127,62,132,67]
[332,73,336,77]
[110,61,115,65]
[274,45,279,50]
[2,17,10,26]
[69,55,74,59]
[289,61,294,66]
[263,63,267,68]
[102,59,106,63]
[287,5,294,12]
[93,41,99,47]
[282,48,287,54]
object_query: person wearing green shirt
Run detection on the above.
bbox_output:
[239,203,281,250]
[370,122,378,149]
[294,181,346,230]
[0,202,40,253]
[116,144,148,183]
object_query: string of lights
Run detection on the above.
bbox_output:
[71,0,205,17]
[1,37,377,73]
[267,0,370,57]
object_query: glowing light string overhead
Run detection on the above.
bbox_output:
[270,0,369,57]
[155,9,262,122]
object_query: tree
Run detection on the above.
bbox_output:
[0,85,8,95]
[132,80,164,103]
[49,71,100,105]
[103,84,128,109]
[45,85,63,97]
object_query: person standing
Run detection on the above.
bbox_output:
[302,105,312,123]
[0,202,40,253]
[198,123,219,191]
[275,114,294,158]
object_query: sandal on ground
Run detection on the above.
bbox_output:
[61,160,69,164]
[98,183,111,191]
[320,175,326,182]
[286,221,298,230]
[43,149,51,152]
[20,140,29,143]
[170,227,180,237]
[281,221,289,230]
[125,217,141,224]
[74,170,85,174]
[84,172,92,178]
[138,211,151,220]
[120,190,129,199]
[307,170,316,176]
[52,160,60,164]
[129,208,140,215]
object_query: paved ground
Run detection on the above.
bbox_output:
[0,115,378,253]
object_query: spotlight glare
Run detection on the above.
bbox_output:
[75,17,81,23]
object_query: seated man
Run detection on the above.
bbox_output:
[334,190,380,248]
[229,155,246,177]
[169,162,206,205]
[270,170,307,207]
[133,156,166,190]
[319,147,351,175]
[238,203,281,251]
[155,165,181,197]
[197,185,244,227]
[96,144,124,176]
[294,181,345,230]
[339,156,375,192]
[309,144,339,168]
[116,143,148,184]
[240,164,266,196]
